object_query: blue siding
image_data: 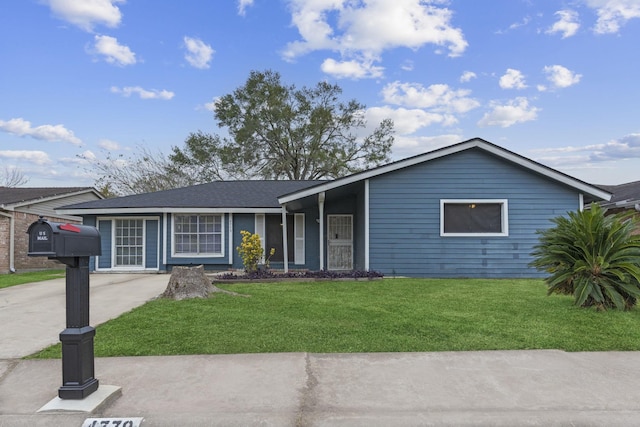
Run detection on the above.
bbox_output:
[145,220,159,269]
[97,219,112,270]
[232,214,255,269]
[368,148,580,278]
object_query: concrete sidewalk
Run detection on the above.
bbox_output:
[0,273,169,359]
[2,351,640,426]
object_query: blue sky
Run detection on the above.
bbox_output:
[1,0,639,188]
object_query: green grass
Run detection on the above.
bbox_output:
[31,278,640,358]
[0,269,65,289]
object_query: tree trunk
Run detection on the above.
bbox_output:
[161,265,248,300]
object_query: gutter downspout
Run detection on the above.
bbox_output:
[281,205,289,273]
[0,211,15,272]
[318,192,325,271]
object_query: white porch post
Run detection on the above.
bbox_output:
[318,192,325,271]
[364,179,370,271]
[281,205,289,273]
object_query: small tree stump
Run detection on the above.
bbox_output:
[161,265,249,300]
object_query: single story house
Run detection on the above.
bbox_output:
[59,138,611,278]
[594,180,640,214]
[592,180,640,234]
[0,186,103,273]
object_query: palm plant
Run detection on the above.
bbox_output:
[530,204,640,310]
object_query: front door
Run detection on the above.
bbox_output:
[114,219,144,268]
[327,215,353,270]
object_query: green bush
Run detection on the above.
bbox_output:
[236,230,263,273]
[530,204,640,310]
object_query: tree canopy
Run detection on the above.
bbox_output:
[88,70,395,195]
[170,70,394,180]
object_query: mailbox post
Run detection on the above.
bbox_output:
[27,217,101,400]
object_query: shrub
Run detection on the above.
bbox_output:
[236,230,263,273]
[530,204,640,310]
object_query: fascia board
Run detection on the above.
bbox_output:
[57,207,284,215]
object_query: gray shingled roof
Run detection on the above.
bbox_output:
[0,187,94,207]
[597,180,640,207]
[61,181,324,210]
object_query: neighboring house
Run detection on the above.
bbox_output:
[594,180,640,214]
[593,180,640,234]
[59,138,611,278]
[0,187,103,273]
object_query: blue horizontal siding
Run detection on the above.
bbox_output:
[368,148,580,278]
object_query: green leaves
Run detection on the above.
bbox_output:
[172,69,394,181]
[530,203,640,310]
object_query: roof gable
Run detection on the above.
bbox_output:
[278,138,612,204]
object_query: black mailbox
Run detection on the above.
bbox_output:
[28,218,101,258]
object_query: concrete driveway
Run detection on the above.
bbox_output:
[0,273,169,359]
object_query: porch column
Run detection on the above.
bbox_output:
[318,192,325,270]
[281,205,289,273]
[364,179,370,271]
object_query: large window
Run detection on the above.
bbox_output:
[441,199,508,236]
[173,215,223,256]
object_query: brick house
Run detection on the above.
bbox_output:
[0,187,103,273]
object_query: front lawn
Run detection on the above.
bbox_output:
[0,269,65,289]
[31,278,640,358]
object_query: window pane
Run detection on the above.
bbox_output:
[444,203,502,233]
[174,214,222,255]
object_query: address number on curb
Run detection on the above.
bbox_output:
[82,418,144,427]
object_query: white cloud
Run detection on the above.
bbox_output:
[92,35,136,66]
[530,134,640,166]
[547,10,580,38]
[541,65,582,90]
[111,86,175,100]
[459,71,476,83]
[381,81,480,114]
[477,97,540,128]
[44,0,124,32]
[401,60,414,71]
[282,0,467,77]
[584,0,640,34]
[392,134,462,158]
[367,106,456,135]
[98,139,120,150]
[499,68,527,90]
[0,118,82,145]
[183,36,214,69]
[238,0,254,16]
[0,150,52,165]
[203,97,221,112]
[320,58,384,79]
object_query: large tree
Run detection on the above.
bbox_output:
[171,70,394,180]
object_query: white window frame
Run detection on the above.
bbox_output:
[440,199,509,237]
[96,216,160,272]
[294,213,305,265]
[172,214,225,258]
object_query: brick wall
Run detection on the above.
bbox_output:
[0,212,83,273]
